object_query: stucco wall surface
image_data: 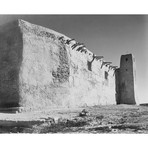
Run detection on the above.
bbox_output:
[0,20,116,110]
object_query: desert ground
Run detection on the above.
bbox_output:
[0,104,148,133]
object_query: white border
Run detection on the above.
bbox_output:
[0,1,148,148]
[0,0,148,14]
[0,134,148,148]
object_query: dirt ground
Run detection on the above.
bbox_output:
[0,104,148,133]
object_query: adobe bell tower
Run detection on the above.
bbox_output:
[116,54,137,104]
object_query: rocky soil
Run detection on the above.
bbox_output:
[0,105,148,133]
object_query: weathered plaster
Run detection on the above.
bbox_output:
[0,20,117,111]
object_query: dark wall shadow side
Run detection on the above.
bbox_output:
[0,21,23,108]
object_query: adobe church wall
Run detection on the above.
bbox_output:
[0,20,116,111]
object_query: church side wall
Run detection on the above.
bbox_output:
[0,20,117,111]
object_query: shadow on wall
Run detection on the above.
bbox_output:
[0,21,23,108]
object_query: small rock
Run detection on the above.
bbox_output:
[79,109,88,117]
[96,115,104,120]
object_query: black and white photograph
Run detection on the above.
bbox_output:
[0,14,147,134]
[2,0,148,147]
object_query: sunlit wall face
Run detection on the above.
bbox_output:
[0,15,148,103]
